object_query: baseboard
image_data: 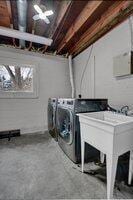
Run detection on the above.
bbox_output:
[21,125,48,135]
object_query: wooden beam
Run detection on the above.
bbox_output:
[10,0,18,30]
[43,0,72,52]
[6,0,12,26]
[0,0,14,45]
[0,0,10,27]
[69,0,133,56]
[50,0,72,40]
[43,0,60,37]
[57,0,104,53]
[42,0,60,53]
[6,0,16,46]
[27,0,41,34]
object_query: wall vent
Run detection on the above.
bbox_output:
[0,129,20,141]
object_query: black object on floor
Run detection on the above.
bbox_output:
[0,129,20,141]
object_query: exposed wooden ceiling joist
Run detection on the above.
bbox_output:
[42,0,60,37]
[0,0,13,45]
[6,0,12,26]
[69,0,133,57]
[0,0,11,27]
[49,0,72,41]
[43,0,72,52]
[27,0,34,34]
[0,0,132,56]
[10,0,18,30]
[47,0,88,52]
[57,0,105,54]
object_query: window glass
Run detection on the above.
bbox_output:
[0,65,33,92]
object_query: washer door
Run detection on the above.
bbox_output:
[57,107,73,145]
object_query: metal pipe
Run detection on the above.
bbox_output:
[17,0,28,48]
[68,55,75,98]
[0,26,53,46]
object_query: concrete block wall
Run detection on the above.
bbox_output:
[0,47,71,133]
[73,18,133,109]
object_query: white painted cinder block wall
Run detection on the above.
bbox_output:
[0,47,71,133]
[73,19,133,109]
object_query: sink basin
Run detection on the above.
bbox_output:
[78,111,133,134]
[77,111,133,199]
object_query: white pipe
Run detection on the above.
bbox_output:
[0,26,53,46]
[68,55,75,98]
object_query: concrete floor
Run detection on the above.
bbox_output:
[0,132,133,199]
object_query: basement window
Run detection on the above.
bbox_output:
[0,59,38,98]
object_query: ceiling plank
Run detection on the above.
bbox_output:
[0,0,10,27]
[42,0,60,53]
[27,0,34,34]
[0,0,13,45]
[43,0,72,52]
[50,0,72,40]
[57,0,105,53]
[6,0,12,26]
[69,0,133,57]
[10,0,18,30]
[51,1,88,50]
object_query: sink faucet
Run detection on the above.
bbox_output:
[108,105,130,115]
[127,108,133,116]
[120,106,129,115]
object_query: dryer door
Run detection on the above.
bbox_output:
[57,107,73,145]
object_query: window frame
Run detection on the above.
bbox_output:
[0,57,38,99]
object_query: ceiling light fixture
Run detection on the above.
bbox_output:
[33,4,54,24]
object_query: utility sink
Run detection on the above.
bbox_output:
[78,111,133,134]
[77,111,133,199]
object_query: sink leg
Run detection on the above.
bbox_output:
[106,154,118,199]
[128,150,133,185]
[81,140,85,173]
[100,152,105,163]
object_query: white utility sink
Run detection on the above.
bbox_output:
[77,111,133,199]
[79,111,133,133]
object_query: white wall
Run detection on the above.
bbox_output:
[0,47,71,133]
[73,18,133,109]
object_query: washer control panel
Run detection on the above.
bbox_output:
[57,99,74,110]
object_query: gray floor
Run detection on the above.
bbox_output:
[0,132,133,199]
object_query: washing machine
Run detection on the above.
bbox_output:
[47,98,58,141]
[57,98,108,163]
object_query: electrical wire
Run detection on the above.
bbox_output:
[79,44,93,96]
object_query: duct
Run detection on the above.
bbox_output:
[17,0,28,48]
[68,55,75,98]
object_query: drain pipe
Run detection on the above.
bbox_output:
[17,0,28,48]
[68,55,75,98]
